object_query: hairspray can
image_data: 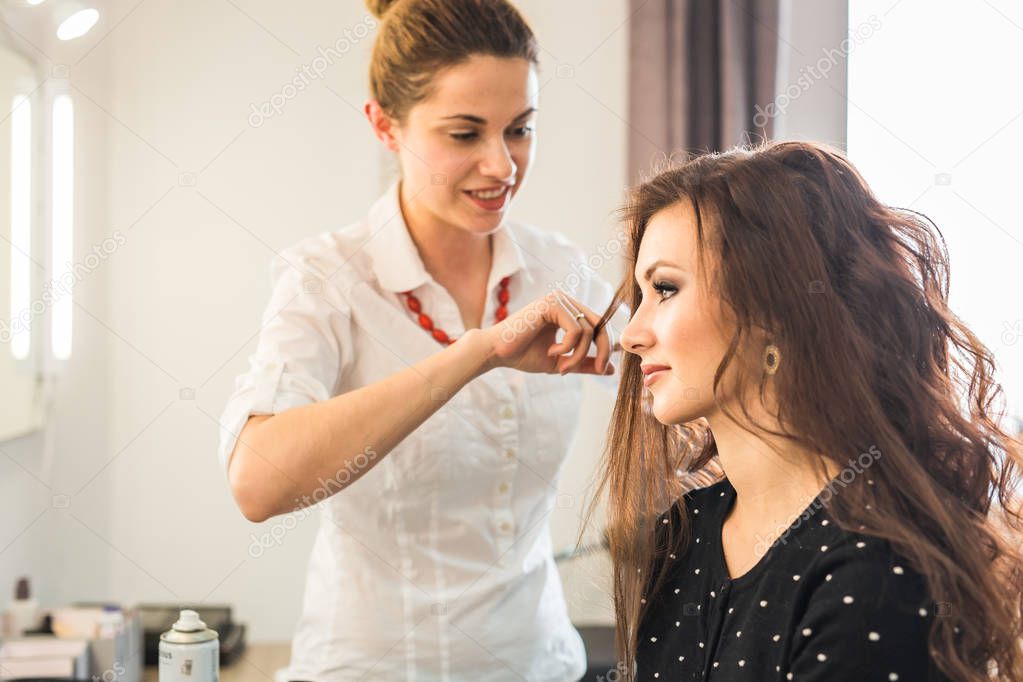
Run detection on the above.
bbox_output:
[159,609,219,682]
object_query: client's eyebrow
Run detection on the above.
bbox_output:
[640,259,683,282]
[440,107,537,125]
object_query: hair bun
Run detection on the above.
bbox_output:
[364,0,400,19]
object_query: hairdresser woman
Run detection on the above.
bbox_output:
[217,1,627,680]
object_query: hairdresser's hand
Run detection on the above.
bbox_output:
[481,290,616,376]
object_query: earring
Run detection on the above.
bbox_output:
[764,344,781,375]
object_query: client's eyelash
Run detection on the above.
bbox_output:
[653,281,678,301]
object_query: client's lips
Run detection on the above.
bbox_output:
[640,364,670,387]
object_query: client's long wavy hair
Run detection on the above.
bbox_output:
[588,140,1023,680]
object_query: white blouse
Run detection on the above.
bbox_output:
[217,182,629,682]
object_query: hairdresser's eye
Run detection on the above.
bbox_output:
[508,125,534,138]
[451,131,479,142]
[652,281,678,301]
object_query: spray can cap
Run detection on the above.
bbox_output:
[172,609,206,632]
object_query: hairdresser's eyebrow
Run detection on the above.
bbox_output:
[638,259,683,283]
[440,107,537,125]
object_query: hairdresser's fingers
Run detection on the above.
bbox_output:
[556,290,597,374]
[556,293,611,374]
[546,291,585,358]
[570,356,617,376]
[554,292,597,374]
[605,321,623,356]
[592,316,612,374]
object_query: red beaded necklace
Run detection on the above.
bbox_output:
[401,275,511,346]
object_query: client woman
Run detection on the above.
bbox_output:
[586,140,1023,681]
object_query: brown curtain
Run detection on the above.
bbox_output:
[628,0,781,182]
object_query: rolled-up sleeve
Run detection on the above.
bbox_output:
[217,252,354,474]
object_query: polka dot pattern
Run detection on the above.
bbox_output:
[635,477,950,681]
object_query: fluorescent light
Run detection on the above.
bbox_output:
[51,94,73,360]
[10,95,32,361]
[56,8,98,41]
[27,0,47,5]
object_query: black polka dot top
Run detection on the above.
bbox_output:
[636,477,953,681]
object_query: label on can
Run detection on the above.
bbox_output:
[158,639,219,682]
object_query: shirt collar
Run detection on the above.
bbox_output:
[363,180,534,294]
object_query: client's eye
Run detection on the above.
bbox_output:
[653,281,678,301]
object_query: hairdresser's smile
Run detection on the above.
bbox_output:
[463,183,514,212]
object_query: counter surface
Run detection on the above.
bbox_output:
[143,643,291,681]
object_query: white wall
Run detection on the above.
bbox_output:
[775,0,850,148]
